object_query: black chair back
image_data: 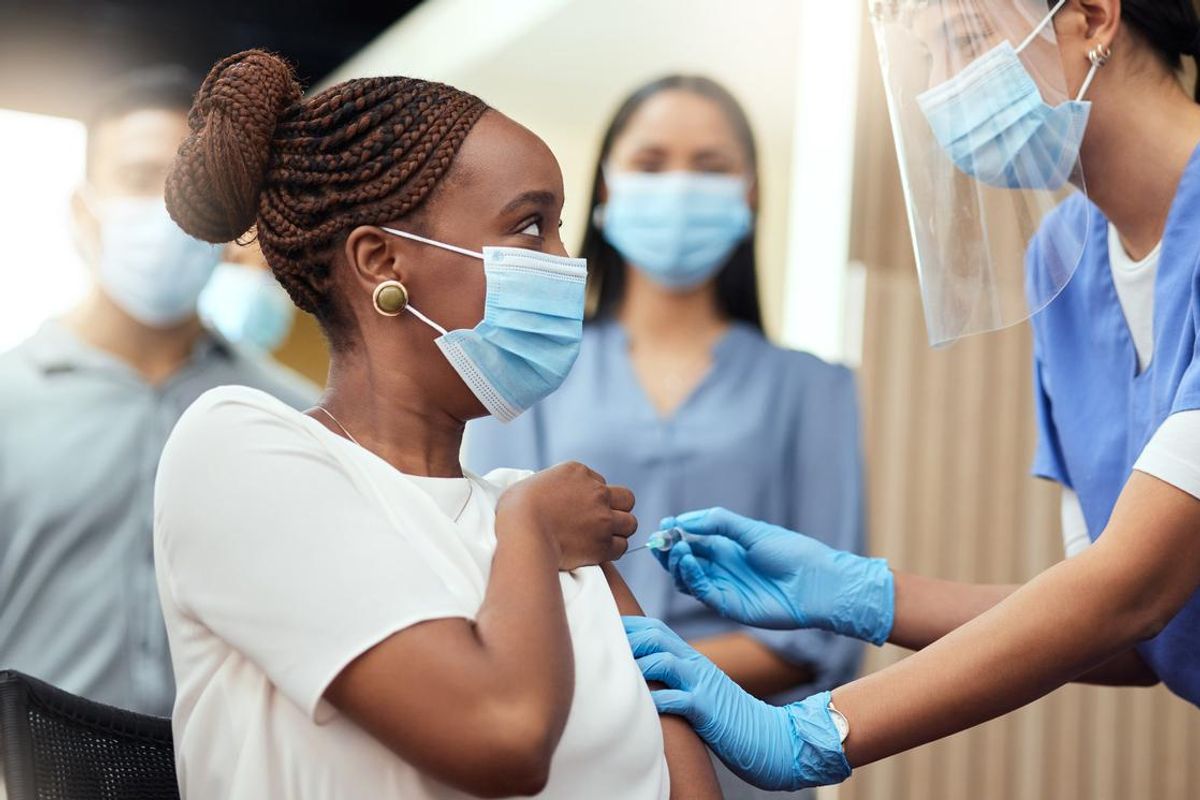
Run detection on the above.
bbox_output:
[0,670,179,800]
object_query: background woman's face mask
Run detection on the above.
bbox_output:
[85,192,220,327]
[598,170,752,290]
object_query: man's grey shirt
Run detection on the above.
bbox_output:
[0,320,319,714]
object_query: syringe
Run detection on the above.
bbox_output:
[626,526,687,555]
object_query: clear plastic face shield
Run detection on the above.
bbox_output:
[870,0,1096,345]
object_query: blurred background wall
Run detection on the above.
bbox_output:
[3,1,1198,796]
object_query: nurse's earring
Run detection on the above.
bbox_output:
[1088,42,1113,69]
[372,280,409,316]
[1077,42,1112,101]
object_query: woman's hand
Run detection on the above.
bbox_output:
[656,507,894,644]
[497,462,637,570]
[624,616,851,791]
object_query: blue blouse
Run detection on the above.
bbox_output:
[466,320,866,699]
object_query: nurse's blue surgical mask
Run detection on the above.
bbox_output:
[199,262,295,351]
[84,191,220,327]
[380,228,587,422]
[917,0,1100,191]
[598,170,752,290]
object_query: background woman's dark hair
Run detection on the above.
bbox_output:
[1078,0,1200,102]
[165,49,489,348]
[580,74,764,331]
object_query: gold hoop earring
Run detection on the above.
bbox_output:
[372,280,409,317]
[1089,43,1113,68]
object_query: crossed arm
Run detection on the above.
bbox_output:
[326,504,573,798]
[325,557,723,799]
[324,520,721,798]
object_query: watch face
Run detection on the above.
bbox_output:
[829,704,850,743]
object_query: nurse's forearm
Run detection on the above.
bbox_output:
[693,633,815,698]
[888,574,1015,650]
[833,473,1200,767]
[889,570,1160,686]
[836,557,1143,767]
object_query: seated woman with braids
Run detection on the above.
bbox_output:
[153,51,721,800]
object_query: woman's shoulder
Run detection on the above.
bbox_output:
[162,386,318,474]
[174,385,309,439]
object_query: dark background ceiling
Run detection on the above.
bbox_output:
[0,0,423,120]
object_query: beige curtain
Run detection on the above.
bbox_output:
[842,15,1200,800]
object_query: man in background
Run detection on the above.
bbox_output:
[0,66,318,714]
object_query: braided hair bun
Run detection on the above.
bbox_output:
[166,49,489,324]
[167,50,301,244]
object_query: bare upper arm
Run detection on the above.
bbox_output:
[1095,471,1200,637]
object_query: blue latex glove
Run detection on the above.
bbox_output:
[656,507,894,645]
[624,616,851,791]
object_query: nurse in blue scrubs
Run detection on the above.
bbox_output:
[467,75,866,798]
[620,0,1200,792]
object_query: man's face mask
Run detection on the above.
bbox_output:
[82,190,220,327]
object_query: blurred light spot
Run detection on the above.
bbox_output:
[0,109,88,351]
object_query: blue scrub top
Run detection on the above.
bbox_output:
[1030,144,1200,706]
[466,320,866,700]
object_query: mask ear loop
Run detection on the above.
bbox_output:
[1018,0,1069,54]
[379,226,483,261]
[1076,43,1111,101]
[406,304,448,336]
[1014,0,1104,103]
[377,226,479,336]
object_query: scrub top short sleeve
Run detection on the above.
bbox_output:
[1169,268,1200,415]
[1031,295,1073,488]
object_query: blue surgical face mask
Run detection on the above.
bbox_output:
[917,0,1097,191]
[199,261,295,351]
[87,194,221,327]
[381,228,587,422]
[598,170,752,290]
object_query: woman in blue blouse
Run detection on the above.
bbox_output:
[466,74,865,798]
